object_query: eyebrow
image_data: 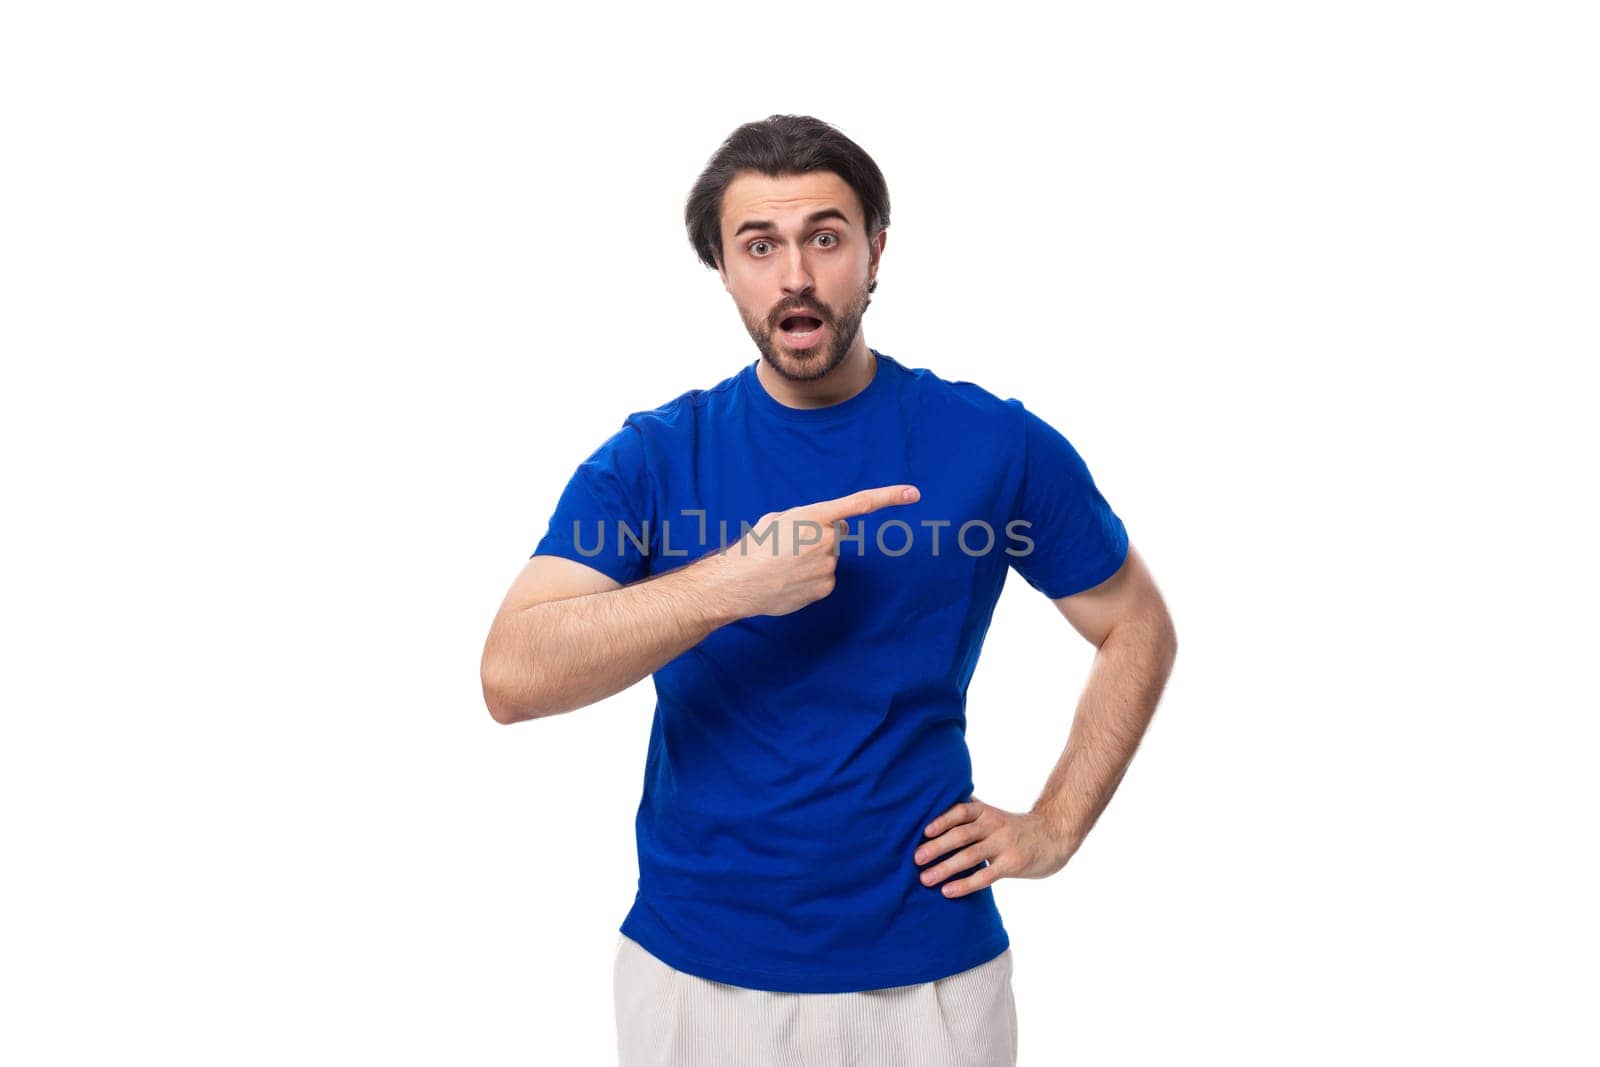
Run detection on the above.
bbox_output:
[732,208,851,238]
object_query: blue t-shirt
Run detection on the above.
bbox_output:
[531,350,1129,993]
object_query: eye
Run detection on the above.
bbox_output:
[814,232,838,248]
[748,239,772,256]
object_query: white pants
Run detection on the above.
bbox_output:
[613,933,1018,1066]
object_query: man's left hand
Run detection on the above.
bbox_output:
[913,795,1077,898]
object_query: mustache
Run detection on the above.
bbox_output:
[771,303,829,326]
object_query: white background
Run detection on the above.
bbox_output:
[4,2,1595,1064]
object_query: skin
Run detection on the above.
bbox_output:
[483,169,1178,902]
[713,169,886,409]
[914,544,1177,897]
[480,486,921,720]
[707,170,1179,895]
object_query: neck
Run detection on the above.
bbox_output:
[756,338,877,410]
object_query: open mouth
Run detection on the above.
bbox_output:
[778,314,825,348]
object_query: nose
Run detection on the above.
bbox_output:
[778,243,815,299]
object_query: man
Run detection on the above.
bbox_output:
[480,114,1177,1066]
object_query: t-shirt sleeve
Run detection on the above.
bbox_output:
[530,420,655,586]
[1004,399,1130,598]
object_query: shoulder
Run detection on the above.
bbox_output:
[617,364,744,441]
[881,353,1029,434]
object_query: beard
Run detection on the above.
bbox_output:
[740,278,872,384]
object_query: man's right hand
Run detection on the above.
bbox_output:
[703,484,922,618]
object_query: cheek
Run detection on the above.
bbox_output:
[832,253,870,291]
[730,274,771,304]
[736,294,771,327]
[831,275,868,309]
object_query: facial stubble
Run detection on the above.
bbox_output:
[741,279,872,384]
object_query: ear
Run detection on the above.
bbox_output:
[869,227,887,283]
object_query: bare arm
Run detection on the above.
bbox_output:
[480,553,739,724]
[911,543,1176,896]
[1028,542,1178,859]
[480,484,922,724]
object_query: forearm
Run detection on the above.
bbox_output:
[1029,608,1177,857]
[484,556,741,723]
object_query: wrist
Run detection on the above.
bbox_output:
[682,550,749,628]
[1029,802,1084,851]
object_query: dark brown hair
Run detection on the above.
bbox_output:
[684,114,891,293]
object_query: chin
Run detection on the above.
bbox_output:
[769,342,838,377]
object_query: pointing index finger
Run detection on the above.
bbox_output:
[809,484,921,525]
